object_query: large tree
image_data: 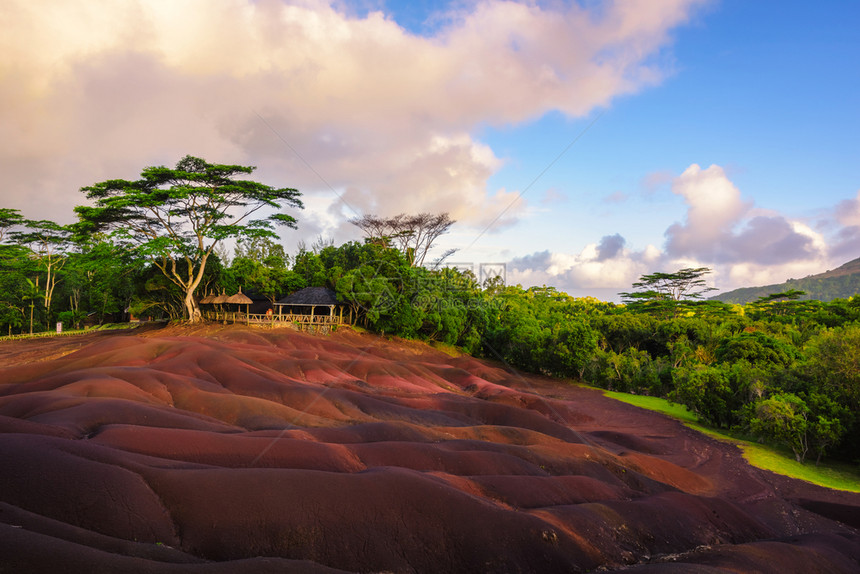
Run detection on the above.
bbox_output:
[12,219,73,330]
[620,267,716,317]
[76,155,302,322]
[0,208,24,243]
[349,212,455,267]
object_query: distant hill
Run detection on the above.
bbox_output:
[712,257,860,304]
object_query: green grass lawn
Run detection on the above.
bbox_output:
[601,389,860,493]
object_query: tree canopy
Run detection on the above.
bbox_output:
[0,208,24,243]
[75,155,302,322]
[349,212,455,267]
[620,267,716,317]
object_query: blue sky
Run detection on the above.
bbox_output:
[2,0,859,300]
[455,0,860,297]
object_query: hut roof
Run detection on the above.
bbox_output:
[226,290,253,305]
[212,292,231,304]
[199,293,217,304]
[276,287,340,306]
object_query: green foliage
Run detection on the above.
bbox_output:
[65,238,142,325]
[749,393,810,463]
[225,255,304,305]
[293,250,327,287]
[714,331,802,368]
[802,325,860,411]
[620,267,716,317]
[234,236,290,269]
[0,208,25,242]
[604,389,860,491]
[583,347,669,394]
[481,286,601,378]
[75,155,302,322]
[669,361,769,429]
[0,244,36,335]
[12,219,74,329]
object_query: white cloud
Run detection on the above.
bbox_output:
[507,164,851,299]
[664,163,748,254]
[835,190,860,227]
[508,236,657,299]
[665,163,825,265]
[1,0,704,228]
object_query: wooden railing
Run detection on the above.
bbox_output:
[201,311,344,326]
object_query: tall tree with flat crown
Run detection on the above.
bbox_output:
[619,267,716,318]
[349,212,455,267]
[75,155,302,323]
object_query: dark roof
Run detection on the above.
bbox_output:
[276,287,340,306]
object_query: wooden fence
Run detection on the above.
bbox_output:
[201,311,346,327]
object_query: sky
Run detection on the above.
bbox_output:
[2,0,859,301]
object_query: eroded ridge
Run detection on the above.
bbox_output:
[0,325,858,573]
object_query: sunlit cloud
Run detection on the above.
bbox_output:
[835,190,860,227]
[665,163,824,265]
[1,0,705,232]
[508,163,848,298]
[508,236,658,299]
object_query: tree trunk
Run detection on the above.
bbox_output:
[184,290,202,323]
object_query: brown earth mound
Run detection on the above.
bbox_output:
[0,324,858,573]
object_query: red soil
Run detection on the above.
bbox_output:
[0,323,858,573]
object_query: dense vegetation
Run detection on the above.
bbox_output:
[3,220,858,466]
[2,159,859,469]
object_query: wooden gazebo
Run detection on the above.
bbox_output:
[226,288,253,314]
[198,287,348,327]
[200,289,251,322]
[199,293,217,305]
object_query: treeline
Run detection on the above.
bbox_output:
[484,284,860,467]
[2,209,858,465]
[321,254,859,467]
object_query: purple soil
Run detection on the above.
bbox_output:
[0,324,858,573]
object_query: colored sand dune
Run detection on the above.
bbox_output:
[0,324,858,573]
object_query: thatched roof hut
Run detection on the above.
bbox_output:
[212,292,231,304]
[226,289,253,305]
[199,293,217,304]
[225,289,253,314]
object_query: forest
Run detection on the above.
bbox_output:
[1,156,857,469]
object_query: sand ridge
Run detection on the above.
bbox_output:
[0,324,858,572]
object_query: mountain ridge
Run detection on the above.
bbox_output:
[713,257,860,304]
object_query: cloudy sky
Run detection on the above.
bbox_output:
[2,0,859,300]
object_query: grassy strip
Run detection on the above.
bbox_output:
[601,389,860,493]
[0,329,92,342]
[0,322,141,342]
